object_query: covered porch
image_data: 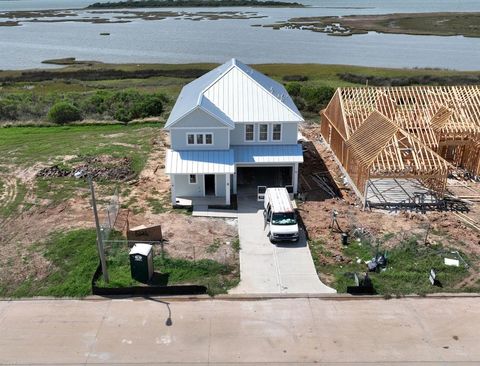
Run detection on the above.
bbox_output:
[165,149,234,207]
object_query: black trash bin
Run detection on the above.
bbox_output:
[129,243,154,283]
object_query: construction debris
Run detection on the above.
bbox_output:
[36,155,135,181]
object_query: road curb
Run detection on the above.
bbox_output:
[1,292,479,302]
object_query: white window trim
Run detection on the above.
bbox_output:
[186,133,195,145]
[186,133,214,145]
[272,123,282,142]
[259,124,269,142]
[205,133,214,145]
[188,174,197,184]
[244,124,255,142]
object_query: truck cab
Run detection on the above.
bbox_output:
[263,187,299,243]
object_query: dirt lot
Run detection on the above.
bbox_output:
[0,127,238,291]
[299,124,480,291]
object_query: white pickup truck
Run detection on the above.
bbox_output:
[263,187,299,243]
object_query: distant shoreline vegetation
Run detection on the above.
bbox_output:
[86,0,304,9]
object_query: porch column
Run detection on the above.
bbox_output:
[293,163,299,194]
[170,175,176,205]
[232,167,237,194]
[225,174,231,205]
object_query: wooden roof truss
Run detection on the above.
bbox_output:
[346,110,450,178]
[339,85,480,147]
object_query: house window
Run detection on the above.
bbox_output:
[259,124,268,141]
[187,133,213,145]
[245,124,254,141]
[189,174,197,184]
[272,124,282,141]
[205,134,213,145]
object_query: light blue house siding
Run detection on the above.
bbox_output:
[172,174,205,197]
[170,128,230,150]
[169,109,230,150]
[230,122,298,145]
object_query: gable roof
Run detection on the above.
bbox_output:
[165,59,303,129]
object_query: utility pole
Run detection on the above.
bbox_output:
[87,175,109,283]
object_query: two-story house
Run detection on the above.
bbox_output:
[165,59,304,206]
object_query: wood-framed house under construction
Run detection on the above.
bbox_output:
[320,85,480,208]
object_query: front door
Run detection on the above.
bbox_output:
[205,174,215,196]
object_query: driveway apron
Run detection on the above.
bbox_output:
[230,195,336,294]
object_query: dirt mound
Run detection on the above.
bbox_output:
[36,155,135,181]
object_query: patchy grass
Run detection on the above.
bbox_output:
[146,196,170,214]
[232,237,241,253]
[206,238,222,254]
[5,229,99,297]
[0,123,161,207]
[310,235,473,295]
[0,178,27,218]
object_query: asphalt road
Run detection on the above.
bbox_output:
[230,196,335,294]
[0,296,478,365]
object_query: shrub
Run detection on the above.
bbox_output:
[286,84,335,113]
[286,82,302,96]
[47,101,82,124]
[283,74,309,82]
[83,90,167,122]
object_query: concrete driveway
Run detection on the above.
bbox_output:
[230,195,335,294]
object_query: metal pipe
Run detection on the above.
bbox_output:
[88,175,109,283]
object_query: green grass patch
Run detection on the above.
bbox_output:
[7,229,99,297]
[2,228,239,297]
[0,123,161,167]
[311,235,471,295]
[98,241,239,296]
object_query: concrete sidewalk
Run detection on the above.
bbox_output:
[0,297,479,365]
[230,196,335,294]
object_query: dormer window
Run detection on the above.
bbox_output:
[187,134,195,145]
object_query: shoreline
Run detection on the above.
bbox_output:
[262,12,480,38]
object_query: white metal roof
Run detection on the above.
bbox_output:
[165,149,235,174]
[165,58,303,128]
[129,243,152,257]
[233,144,304,164]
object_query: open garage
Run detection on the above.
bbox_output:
[236,166,292,194]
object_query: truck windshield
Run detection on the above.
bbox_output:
[271,212,296,225]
